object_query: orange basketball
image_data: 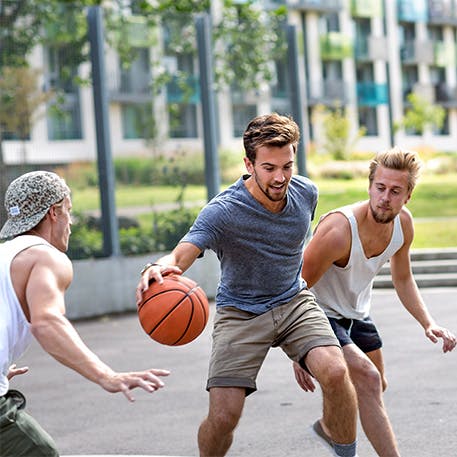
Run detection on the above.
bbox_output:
[137,274,209,346]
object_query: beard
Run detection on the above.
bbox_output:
[370,203,396,224]
[253,173,287,202]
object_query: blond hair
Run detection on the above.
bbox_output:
[369,146,422,193]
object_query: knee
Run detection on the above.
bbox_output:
[315,355,350,391]
[356,364,384,396]
[208,409,241,435]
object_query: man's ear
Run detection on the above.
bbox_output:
[48,205,58,220]
[244,156,254,173]
[404,191,412,205]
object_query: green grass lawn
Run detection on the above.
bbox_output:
[72,173,457,249]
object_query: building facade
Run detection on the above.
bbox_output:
[3,0,457,165]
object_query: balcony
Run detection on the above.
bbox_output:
[397,0,427,22]
[111,15,156,48]
[354,35,388,61]
[308,79,352,106]
[400,40,434,65]
[320,32,353,60]
[357,82,388,106]
[428,0,457,26]
[288,0,343,12]
[434,42,456,68]
[167,75,200,104]
[108,69,151,104]
[351,0,383,18]
[435,83,457,108]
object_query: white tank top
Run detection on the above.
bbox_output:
[310,204,404,320]
[0,235,51,395]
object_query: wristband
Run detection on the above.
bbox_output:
[140,262,161,276]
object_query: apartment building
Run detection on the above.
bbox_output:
[3,0,457,165]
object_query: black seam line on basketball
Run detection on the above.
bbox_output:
[171,286,206,344]
[173,288,207,345]
[147,293,189,337]
[138,288,183,312]
[172,293,196,345]
[193,289,208,323]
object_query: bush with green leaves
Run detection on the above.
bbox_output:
[68,207,200,259]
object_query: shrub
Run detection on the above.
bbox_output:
[67,207,200,259]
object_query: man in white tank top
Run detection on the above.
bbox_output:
[0,171,170,456]
[293,147,456,456]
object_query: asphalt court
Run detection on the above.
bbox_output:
[12,287,457,456]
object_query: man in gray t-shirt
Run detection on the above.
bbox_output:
[136,113,358,457]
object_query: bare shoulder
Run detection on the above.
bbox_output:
[14,244,73,280]
[313,212,351,254]
[398,206,414,241]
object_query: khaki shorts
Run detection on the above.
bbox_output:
[207,289,339,395]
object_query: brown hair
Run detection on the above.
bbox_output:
[243,113,300,163]
[369,146,422,193]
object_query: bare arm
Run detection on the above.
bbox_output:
[295,213,351,392]
[302,213,351,288]
[26,249,169,401]
[136,241,202,304]
[391,211,456,353]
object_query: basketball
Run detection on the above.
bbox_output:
[137,274,209,346]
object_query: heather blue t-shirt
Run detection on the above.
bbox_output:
[180,174,318,314]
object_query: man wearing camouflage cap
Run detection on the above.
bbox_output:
[0,171,170,456]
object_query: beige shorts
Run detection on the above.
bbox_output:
[207,289,339,395]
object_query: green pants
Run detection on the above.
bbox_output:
[0,390,59,457]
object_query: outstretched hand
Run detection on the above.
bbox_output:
[7,364,29,380]
[292,362,316,392]
[425,325,457,353]
[101,368,171,402]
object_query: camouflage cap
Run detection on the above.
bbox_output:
[0,171,70,240]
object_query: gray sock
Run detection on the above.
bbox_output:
[333,440,357,457]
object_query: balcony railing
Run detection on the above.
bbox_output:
[428,0,457,26]
[397,0,427,22]
[400,40,434,65]
[320,32,353,60]
[351,0,383,18]
[434,42,456,68]
[308,79,352,105]
[166,75,199,104]
[356,82,388,106]
[435,83,457,107]
[354,35,388,61]
[108,69,151,104]
[289,0,343,12]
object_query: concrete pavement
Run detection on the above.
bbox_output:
[12,287,457,456]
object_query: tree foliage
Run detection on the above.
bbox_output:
[313,104,366,160]
[396,93,445,135]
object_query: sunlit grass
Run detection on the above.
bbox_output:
[71,173,457,248]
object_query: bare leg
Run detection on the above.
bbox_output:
[306,345,358,446]
[366,347,388,391]
[344,345,400,457]
[198,387,245,457]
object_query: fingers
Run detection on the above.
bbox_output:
[293,362,316,392]
[117,369,171,401]
[135,265,182,305]
[7,364,29,380]
[427,327,457,353]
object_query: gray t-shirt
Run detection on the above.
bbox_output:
[181,174,318,314]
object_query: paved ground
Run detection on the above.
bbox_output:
[12,288,457,457]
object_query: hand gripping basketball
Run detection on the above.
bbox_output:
[137,274,209,346]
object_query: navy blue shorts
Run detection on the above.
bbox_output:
[328,316,383,353]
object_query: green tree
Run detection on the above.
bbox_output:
[0,67,55,162]
[313,104,366,160]
[395,92,445,135]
